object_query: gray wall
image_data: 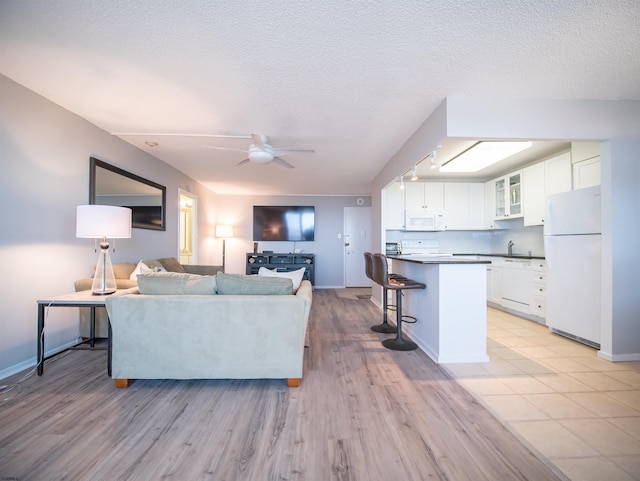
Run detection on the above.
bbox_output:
[214,195,372,287]
[0,75,220,378]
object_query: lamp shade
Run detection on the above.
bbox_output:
[215,225,234,238]
[76,205,132,239]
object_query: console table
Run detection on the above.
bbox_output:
[36,290,113,376]
[246,253,315,284]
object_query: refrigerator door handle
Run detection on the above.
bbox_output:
[544,236,553,270]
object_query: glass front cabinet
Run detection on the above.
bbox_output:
[493,171,522,219]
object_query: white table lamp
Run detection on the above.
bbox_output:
[77,205,132,295]
[215,225,234,273]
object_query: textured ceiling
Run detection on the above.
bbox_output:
[2,1,639,194]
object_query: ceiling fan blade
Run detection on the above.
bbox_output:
[111,132,252,139]
[273,157,295,169]
[203,145,249,153]
[235,158,251,167]
[271,148,315,156]
[251,133,266,149]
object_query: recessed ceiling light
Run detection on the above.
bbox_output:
[145,141,159,147]
[439,141,532,173]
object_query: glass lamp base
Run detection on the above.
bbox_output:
[91,248,117,295]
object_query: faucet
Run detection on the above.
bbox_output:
[507,240,514,256]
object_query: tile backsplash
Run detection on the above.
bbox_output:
[386,218,545,257]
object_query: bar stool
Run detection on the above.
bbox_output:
[372,253,426,351]
[364,252,401,334]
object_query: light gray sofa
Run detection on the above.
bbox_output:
[105,276,312,388]
[75,257,223,337]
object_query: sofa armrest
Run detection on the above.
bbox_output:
[182,264,223,276]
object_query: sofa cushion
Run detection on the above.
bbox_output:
[216,273,293,295]
[156,257,186,273]
[137,272,217,295]
[258,267,306,293]
[110,262,137,279]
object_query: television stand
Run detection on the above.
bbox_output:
[246,253,315,285]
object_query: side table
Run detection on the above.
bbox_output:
[36,290,114,376]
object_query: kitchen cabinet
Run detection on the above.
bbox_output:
[523,152,572,226]
[493,171,522,219]
[573,157,601,189]
[571,141,600,189]
[488,257,547,321]
[383,181,405,230]
[404,182,444,213]
[484,179,499,229]
[545,152,572,196]
[486,258,503,305]
[529,260,547,319]
[443,183,485,230]
[523,162,545,226]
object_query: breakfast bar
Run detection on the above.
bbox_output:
[387,255,491,363]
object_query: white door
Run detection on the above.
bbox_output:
[179,190,197,264]
[344,207,372,287]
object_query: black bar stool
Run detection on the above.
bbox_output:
[364,252,402,334]
[372,253,426,351]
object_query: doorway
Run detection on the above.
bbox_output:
[344,206,372,287]
[179,191,197,264]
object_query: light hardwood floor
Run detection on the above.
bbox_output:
[0,289,565,481]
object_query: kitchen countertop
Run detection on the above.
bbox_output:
[388,255,491,265]
[453,253,546,260]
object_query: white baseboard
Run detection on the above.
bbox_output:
[598,351,640,362]
[0,339,81,381]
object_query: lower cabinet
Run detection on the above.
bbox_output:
[486,258,503,305]
[486,257,547,322]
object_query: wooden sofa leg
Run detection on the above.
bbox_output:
[287,378,301,388]
[114,378,134,388]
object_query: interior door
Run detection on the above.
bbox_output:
[344,207,372,287]
[179,191,197,264]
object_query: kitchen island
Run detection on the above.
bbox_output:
[387,255,491,363]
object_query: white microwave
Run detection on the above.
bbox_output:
[405,211,445,231]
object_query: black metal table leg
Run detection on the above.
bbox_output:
[37,304,45,375]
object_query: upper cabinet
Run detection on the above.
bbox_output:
[404,182,444,213]
[572,141,601,189]
[383,181,405,230]
[492,171,522,220]
[444,183,485,230]
[523,152,572,226]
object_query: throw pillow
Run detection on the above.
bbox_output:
[142,259,165,271]
[130,260,167,280]
[156,257,186,273]
[137,272,217,295]
[216,273,293,295]
[258,267,305,293]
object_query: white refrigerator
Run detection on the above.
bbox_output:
[544,185,601,347]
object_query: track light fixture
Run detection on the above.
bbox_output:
[410,165,418,181]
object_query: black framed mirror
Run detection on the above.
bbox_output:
[90,157,166,231]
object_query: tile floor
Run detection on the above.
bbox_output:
[443,307,640,481]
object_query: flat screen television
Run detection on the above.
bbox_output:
[253,206,315,242]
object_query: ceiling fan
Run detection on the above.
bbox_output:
[203,133,314,169]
